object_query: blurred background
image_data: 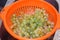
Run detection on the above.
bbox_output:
[0,0,60,40]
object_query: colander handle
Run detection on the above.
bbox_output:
[56,14,60,29]
[0,6,11,20]
[0,0,21,20]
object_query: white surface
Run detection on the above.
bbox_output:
[5,0,15,6]
[0,19,2,28]
[56,0,60,13]
[0,38,1,40]
[53,29,60,40]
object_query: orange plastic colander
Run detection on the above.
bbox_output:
[0,0,60,40]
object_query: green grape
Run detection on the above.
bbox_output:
[11,8,54,39]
